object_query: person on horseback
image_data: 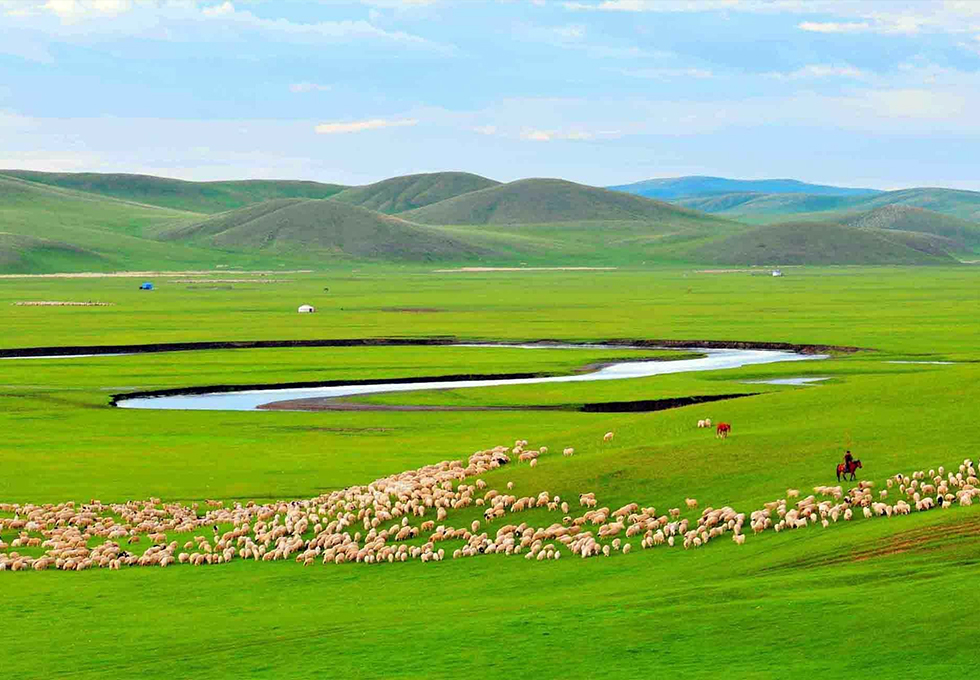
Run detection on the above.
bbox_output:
[843,450,854,469]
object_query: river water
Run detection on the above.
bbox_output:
[114,345,827,411]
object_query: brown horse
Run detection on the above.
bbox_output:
[836,459,862,482]
[716,422,731,439]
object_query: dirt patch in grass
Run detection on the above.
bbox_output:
[379,307,446,313]
[257,392,758,413]
[13,301,114,307]
[432,267,618,273]
[765,514,980,573]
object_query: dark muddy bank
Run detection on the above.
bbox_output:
[2,336,864,359]
[258,392,760,413]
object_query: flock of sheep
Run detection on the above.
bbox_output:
[1,428,977,573]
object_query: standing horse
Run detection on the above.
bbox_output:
[716,422,731,439]
[836,459,862,482]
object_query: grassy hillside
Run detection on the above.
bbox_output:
[674,187,980,224]
[1,170,346,214]
[690,220,959,265]
[841,205,980,251]
[403,178,724,225]
[609,176,879,200]
[0,174,250,272]
[331,171,499,214]
[161,198,499,261]
[0,232,109,274]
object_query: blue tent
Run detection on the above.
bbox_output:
[139,282,154,290]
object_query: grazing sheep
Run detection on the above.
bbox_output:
[529,459,537,468]
[685,498,698,510]
[603,432,615,443]
[562,448,574,457]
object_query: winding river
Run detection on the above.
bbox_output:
[114,345,827,411]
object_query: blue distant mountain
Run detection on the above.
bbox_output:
[607,176,882,200]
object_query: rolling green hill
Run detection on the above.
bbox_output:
[0,170,346,214]
[0,174,330,272]
[690,220,960,265]
[0,232,109,274]
[402,178,710,225]
[841,205,980,251]
[161,198,500,261]
[674,187,980,224]
[330,172,499,214]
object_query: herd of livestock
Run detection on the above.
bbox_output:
[1,428,977,573]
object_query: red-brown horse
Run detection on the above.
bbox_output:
[836,459,862,482]
[716,422,731,438]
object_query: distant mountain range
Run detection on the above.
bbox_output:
[608,176,881,200]
[0,169,977,273]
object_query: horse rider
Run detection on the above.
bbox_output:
[843,450,854,471]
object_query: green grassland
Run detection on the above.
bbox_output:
[1,266,979,677]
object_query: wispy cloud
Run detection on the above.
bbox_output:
[766,63,868,80]
[2,1,453,58]
[314,118,418,134]
[620,67,714,80]
[472,125,497,135]
[520,128,596,142]
[797,21,872,34]
[289,82,332,93]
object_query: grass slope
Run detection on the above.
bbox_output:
[331,171,499,214]
[841,205,980,251]
[0,174,255,272]
[675,187,980,224]
[609,175,879,200]
[161,198,499,261]
[403,178,713,225]
[0,232,108,274]
[690,220,958,265]
[1,169,346,214]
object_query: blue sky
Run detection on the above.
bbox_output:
[2,0,980,188]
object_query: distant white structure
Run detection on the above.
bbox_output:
[297,304,316,313]
[772,269,783,277]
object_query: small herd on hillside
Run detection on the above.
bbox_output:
[1,423,977,574]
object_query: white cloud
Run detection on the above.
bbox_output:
[314,118,418,134]
[472,125,497,135]
[201,1,234,18]
[289,82,332,93]
[766,63,868,80]
[1,1,452,59]
[520,128,594,141]
[23,0,134,21]
[797,21,871,34]
[621,67,714,79]
[566,1,980,38]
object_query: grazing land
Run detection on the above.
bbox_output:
[1,266,979,678]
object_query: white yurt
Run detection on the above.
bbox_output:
[297,304,316,313]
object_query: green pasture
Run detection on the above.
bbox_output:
[1,266,979,678]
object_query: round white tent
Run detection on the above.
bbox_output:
[297,304,316,313]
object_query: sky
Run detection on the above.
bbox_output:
[2,0,980,189]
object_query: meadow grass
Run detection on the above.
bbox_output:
[1,265,978,678]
